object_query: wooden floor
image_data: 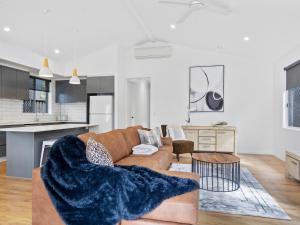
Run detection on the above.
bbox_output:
[0,155,299,225]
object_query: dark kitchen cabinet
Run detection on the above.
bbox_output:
[0,131,6,157]
[1,66,17,99]
[0,66,30,100]
[87,76,114,94]
[86,77,98,94]
[16,70,30,100]
[0,66,2,98]
[55,80,87,103]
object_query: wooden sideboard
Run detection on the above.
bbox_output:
[182,126,237,153]
[286,151,300,181]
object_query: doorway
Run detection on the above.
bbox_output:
[127,77,151,128]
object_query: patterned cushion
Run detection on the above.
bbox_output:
[138,128,162,147]
[86,138,114,166]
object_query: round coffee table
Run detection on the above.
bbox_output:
[192,152,240,192]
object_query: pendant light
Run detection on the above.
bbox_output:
[39,9,53,78]
[69,29,80,85]
[39,57,53,78]
[69,68,80,84]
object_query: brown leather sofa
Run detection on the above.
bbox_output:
[32,126,199,225]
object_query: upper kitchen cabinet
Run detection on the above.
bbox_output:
[87,76,114,94]
[0,65,30,100]
[1,66,17,99]
[16,70,30,100]
[55,80,87,103]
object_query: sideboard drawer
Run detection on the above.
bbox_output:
[286,156,300,180]
[217,130,234,136]
[199,136,216,144]
[198,144,215,151]
[198,130,215,137]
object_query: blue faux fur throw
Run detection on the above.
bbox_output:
[41,135,199,225]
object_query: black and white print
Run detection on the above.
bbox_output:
[189,65,224,112]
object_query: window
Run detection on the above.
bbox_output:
[23,76,50,113]
[286,87,300,127]
[284,60,300,129]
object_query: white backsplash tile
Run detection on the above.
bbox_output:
[0,99,56,123]
[0,99,87,124]
[59,102,87,122]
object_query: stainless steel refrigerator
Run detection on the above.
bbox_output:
[88,95,114,133]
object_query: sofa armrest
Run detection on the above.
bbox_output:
[32,168,65,225]
[161,137,172,146]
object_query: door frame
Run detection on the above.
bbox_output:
[126,77,151,128]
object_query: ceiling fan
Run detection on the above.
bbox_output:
[158,0,232,24]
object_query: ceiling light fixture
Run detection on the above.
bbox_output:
[39,9,53,78]
[243,36,250,41]
[3,27,10,32]
[170,24,176,29]
[54,49,60,54]
[39,58,53,78]
[69,29,80,85]
[69,68,80,85]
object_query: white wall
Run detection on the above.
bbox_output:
[66,45,118,76]
[61,43,274,155]
[127,45,274,154]
[273,46,300,160]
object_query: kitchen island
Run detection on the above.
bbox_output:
[0,123,97,178]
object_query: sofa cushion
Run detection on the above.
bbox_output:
[158,145,173,154]
[141,170,199,225]
[78,132,98,144]
[83,130,130,163]
[116,150,172,170]
[120,126,142,153]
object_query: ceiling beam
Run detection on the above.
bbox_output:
[122,0,154,42]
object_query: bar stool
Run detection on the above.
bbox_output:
[40,139,57,167]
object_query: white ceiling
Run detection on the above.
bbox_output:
[0,0,299,63]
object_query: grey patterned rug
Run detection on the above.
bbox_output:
[170,163,290,220]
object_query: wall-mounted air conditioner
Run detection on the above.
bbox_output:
[134,44,173,60]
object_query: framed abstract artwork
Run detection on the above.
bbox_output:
[189,65,224,112]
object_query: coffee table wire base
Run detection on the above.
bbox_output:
[192,160,240,192]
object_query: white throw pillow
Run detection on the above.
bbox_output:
[138,128,162,147]
[153,127,162,147]
[168,126,186,140]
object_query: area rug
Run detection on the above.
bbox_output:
[170,163,290,220]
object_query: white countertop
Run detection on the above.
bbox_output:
[0,120,85,126]
[0,124,97,133]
